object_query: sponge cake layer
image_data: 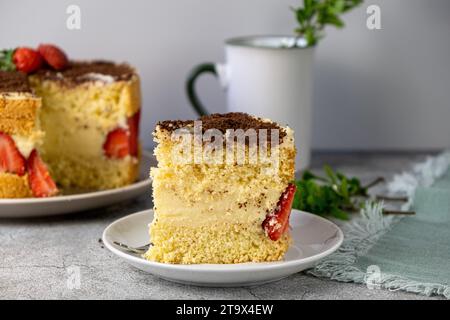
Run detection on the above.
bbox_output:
[0,71,37,134]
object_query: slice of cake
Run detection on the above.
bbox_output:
[0,71,57,198]
[145,113,296,264]
[30,61,141,190]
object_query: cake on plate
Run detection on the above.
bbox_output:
[145,112,296,264]
[0,44,141,198]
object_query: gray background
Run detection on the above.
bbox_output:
[1,0,449,151]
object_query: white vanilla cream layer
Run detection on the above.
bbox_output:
[11,132,44,158]
[40,110,128,160]
[0,92,37,99]
[152,183,283,227]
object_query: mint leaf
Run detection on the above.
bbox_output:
[292,0,363,46]
[324,165,337,184]
[292,164,375,220]
[0,49,16,72]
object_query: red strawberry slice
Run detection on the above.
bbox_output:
[127,111,140,157]
[0,132,27,176]
[38,44,68,70]
[28,150,58,198]
[262,184,297,241]
[103,128,130,159]
[12,47,43,74]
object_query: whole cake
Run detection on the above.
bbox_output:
[145,113,296,264]
[0,44,141,198]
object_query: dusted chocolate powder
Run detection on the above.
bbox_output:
[0,71,31,93]
[34,60,135,85]
[158,112,287,144]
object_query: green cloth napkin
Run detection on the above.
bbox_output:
[309,152,450,299]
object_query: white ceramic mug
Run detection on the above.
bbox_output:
[186,36,315,170]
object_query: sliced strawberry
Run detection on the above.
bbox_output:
[38,44,68,70]
[262,184,297,241]
[28,150,58,197]
[103,128,130,159]
[127,111,140,157]
[0,132,27,176]
[12,47,42,73]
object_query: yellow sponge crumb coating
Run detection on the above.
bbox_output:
[0,93,41,136]
[145,222,290,264]
[48,152,140,190]
[0,173,32,198]
[29,75,140,132]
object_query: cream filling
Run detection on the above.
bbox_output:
[42,117,106,159]
[77,73,116,84]
[0,92,37,99]
[40,108,129,160]
[11,132,44,159]
[152,188,282,227]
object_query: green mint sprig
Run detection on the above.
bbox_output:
[0,49,16,72]
[292,165,382,220]
[292,0,363,46]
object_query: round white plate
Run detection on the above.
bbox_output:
[0,151,155,218]
[102,209,344,287]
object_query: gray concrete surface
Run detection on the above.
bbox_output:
[0,152,443,300]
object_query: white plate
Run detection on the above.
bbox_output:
[0,151,155,218]
[102,209,344,287]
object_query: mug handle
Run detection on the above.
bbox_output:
[186,63,218,116]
